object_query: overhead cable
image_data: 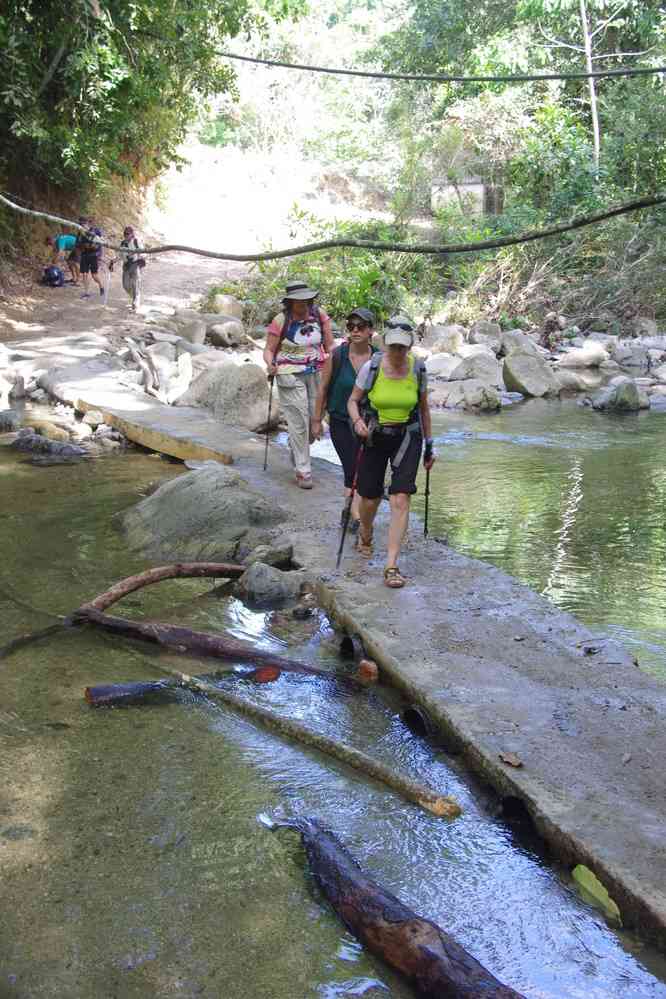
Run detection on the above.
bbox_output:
[218,50,666,85]
[2,192,665,261]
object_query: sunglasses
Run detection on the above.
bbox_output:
[347,320,369,331]
[386,322,413,332]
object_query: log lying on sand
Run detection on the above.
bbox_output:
[153,662,460,819]
[262,815,526,998]
[85,666,281,707]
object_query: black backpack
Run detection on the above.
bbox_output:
[42,266,64,288]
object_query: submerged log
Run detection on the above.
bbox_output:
[153,663,460,818]
[263,815,526,998]
[85,666,281,707]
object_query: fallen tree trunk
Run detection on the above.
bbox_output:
[152,662,460,819]
[85,666,281,707]
[263,815,525,998]
[73,607,334,678]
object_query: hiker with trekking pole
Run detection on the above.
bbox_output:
[311,307,378,533]
[346,315,435,589]
[263,281,334,488]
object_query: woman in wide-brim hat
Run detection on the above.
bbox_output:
[263,280,334,488]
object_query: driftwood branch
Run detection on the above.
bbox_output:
[154,664,460,818]
[85,665,281,707]
[265,816,524,997]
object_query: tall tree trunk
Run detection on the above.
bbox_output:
[580,0,601,175]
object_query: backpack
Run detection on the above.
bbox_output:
[42,266,64,288]
[356,352,427,464]
[78,228,101,254]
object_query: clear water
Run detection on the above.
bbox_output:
[1,440,666,998]
[314,397,666,682]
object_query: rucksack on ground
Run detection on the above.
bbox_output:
[42,266,64,288]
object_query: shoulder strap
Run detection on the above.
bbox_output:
[413,357,426,394]
[365,352,383,393]
[330,343,347,386]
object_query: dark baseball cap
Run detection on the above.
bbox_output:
[347,307,375,326]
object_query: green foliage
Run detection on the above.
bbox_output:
[0,0,298,197]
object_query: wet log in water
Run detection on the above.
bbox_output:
[151,664,460,818]
[73,607,333,678]
[264,815,526,998]
[85,666,281,707]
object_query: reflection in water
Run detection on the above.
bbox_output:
[2,439,666,997]
[316,398,666,681]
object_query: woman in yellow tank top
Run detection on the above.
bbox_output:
[347,315,436,588]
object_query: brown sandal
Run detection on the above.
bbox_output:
[384,566,406,588]
[356,529,373,558]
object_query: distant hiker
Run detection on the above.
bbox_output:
[77,219,104,299]
[347,315,436,589]
[109,226,145,312]
[45,233,80,284]
[312,307,377,530]
[264,281,334,489]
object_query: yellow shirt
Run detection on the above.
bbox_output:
[367,356,419,424]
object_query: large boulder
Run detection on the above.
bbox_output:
[555,343,608,369]
[208,319,246,348]
[651,363,666,382]
[611,342,649,369]
[499,330,542,358]
[122,464,286,562]
[174,361,276,431]
[428,379,500,411]
[425,353,460,380]
[235,562,304,605]
[210,293,243,320]
[591,376,644,412]
[469,320,502,353]
[448,353,503,389]
[179,319,206,345]
[503,353,560,398]
[423,324,466,355]
[164,352,193,405]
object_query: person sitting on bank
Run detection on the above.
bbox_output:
[264,281,334,489]
[76,218,104,299]
[347,315,436,589]
[45,233,80,285]
[311,307,377,530]
[109,226,145,312]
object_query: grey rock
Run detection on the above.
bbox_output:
[122,464,285,562]
[242,543,294,568]
[499,330,542,358]
[469,320,501,353]
[208,320,246,348]
[175,339,211,357]
[611,343,650,369]
[425,353,461,380]
[555,343,608,369]
[179,319,206,345]
[423,323,466,355]
[591,376,643,412]
[0,410,20,432]
[210,293,243,319]
[503,353,560,398]
[235,562,303,605]
[82,409,105,427]
[448,353,503,389]
[175,362,277,432]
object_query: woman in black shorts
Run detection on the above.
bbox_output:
[347,316,436,588]
[311,307,376,532]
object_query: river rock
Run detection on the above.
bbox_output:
[235,562,304,605]
[210,294,243,320]
[243,543,294,568]
[26,420,69,442]
[147,329,182,344]
[424,324,466,354]
[651,363,666,382]
[165,352,193,405]
[591,377,644,412]
[0,410,20,432]
[611,342,649,369]
[175,339,211,356]
[503,353,560,398]
[460,380,501,411]
[499,330,542,358]
[425,354,460,380]
[179,319,206,345]
[556,343,608,368]
[175,362,276,432]
[83,409,105,427]
[208,320,246,348]
[191,349,230,377]
[448,354,503,389]
[555,369,587,394]
[122,464,285,561]
[631,317,658,337]
[147,342,177,363]
[469,320,501,353]
[10,431,86,458]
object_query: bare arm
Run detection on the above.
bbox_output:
[321,313,334,353]
[263,331,281,375]
[347,384,369,439]
[312,355,333,424]
[419,390,432,441]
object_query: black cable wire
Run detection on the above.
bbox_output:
[218,49,666,85]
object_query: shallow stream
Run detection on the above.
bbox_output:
[1,435,666,998]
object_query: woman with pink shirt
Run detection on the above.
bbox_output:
[264,281,334,489]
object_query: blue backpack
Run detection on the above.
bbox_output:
[42,266,64,288]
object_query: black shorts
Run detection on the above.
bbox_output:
[357,427,423,499]
[80,252,98,274]
[329,415,361,488]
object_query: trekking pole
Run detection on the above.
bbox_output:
[336,444,364,569]
[423,466,431,538]
[263,374,275,472]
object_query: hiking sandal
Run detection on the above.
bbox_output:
[295,472,313,490]
[356,529,373,558]
[384,566,406,589]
